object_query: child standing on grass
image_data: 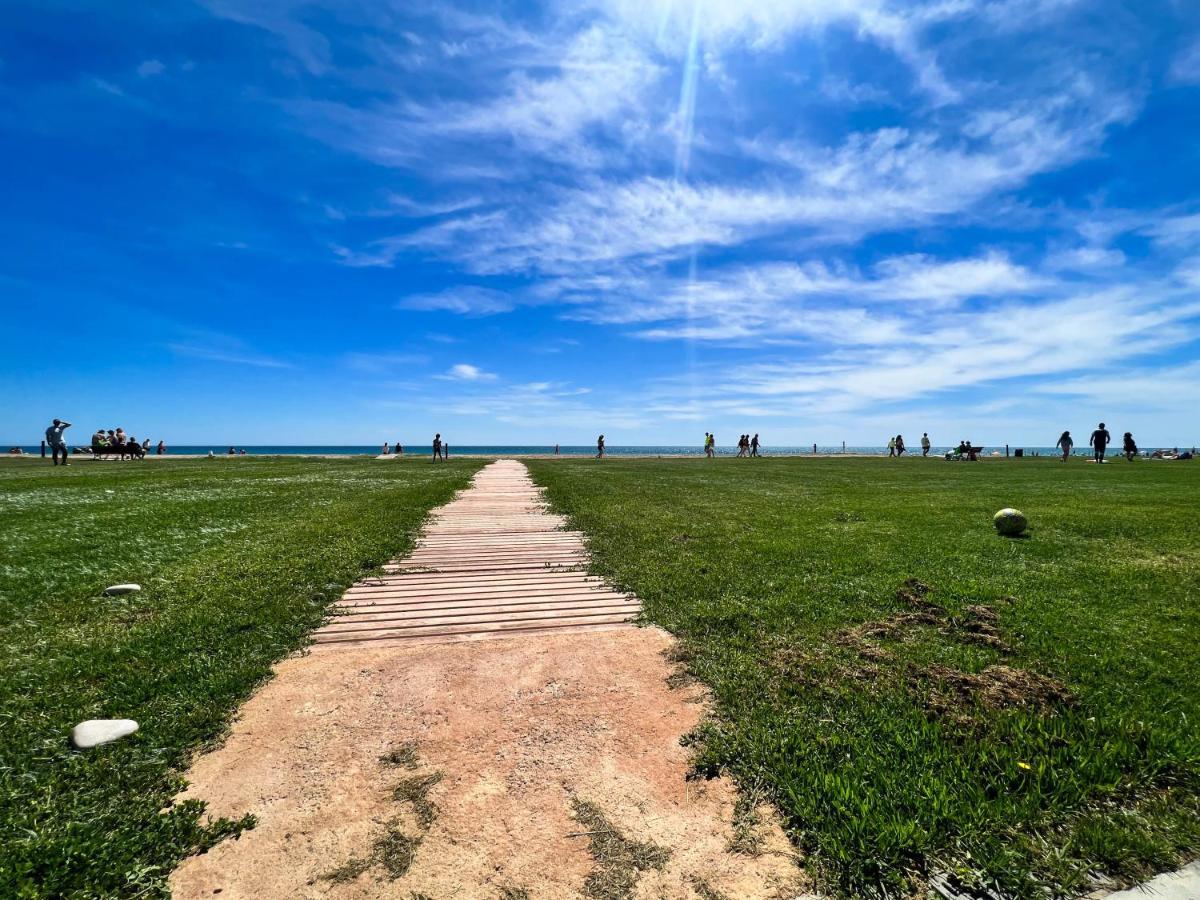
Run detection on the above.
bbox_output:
[1056,430,1073,462]
[1123,432,1138,461]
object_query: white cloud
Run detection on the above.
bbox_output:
[137,59,165,78]
[398,286,515,316]
[1169,39,1200,85]
[168,339,291,369]
[438,363,498,382]
[385,84,1136,276]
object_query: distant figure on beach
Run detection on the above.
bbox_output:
[921,433,931,457]
[382,442,390,455]
[1123,432,1138,461]
[895,435,906,456]
[45,418,71,466]
[596,434,605,458]
[1090,423,1111,463]
[1056,430,1073,462]
[751,434,760,457]
[887,436,896,457]
[433,433,442,461]
[396,443,404,456]
[554,444,560,456]
[737,434,748,458]
[156,440,166,455]
[703,433,711,458]
[228,446,236,455]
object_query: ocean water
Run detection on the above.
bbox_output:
[9,443,1098,458]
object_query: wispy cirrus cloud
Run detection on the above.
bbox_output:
[167,336,292,369]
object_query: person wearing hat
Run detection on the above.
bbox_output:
[45,418,72,466]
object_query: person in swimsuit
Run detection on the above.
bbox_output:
[596,434,605,458]
[1090,423,1111,463]
[1056,430,1073,462]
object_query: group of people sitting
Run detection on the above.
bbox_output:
[1149,448,1194,460]
[946,440,983,461]
[89,428,163,460]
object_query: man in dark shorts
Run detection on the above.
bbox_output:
[433,433,442,461]
[45,418,71,466]
[1090,422,1111,463]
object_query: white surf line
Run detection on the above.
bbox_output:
[312,459,640,647]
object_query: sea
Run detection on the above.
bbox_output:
[10,443,1092,458]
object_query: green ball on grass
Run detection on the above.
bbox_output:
[993,508,1028,536]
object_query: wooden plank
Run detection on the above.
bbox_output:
[312,459,642,648]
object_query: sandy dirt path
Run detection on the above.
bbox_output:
[169,461,811,899]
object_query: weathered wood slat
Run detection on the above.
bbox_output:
[312,459,640,648]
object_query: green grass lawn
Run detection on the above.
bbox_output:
[526,456,1200,899]
[0,456,484,899]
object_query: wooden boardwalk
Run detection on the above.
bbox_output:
[313,459,640,648]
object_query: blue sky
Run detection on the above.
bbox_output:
[2,0,1199,447]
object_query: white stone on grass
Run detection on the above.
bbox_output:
[72,719,139,748]
[103,584,141,596]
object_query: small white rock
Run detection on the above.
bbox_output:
[72,719,139,749]
[104,584,141,596]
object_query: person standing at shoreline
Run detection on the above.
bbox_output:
[432,433,442,461]
[1090,423,1111,463]
[596,434,605,458]
[921,433,931,457]
[45,418,71,466]
[1056,430,1073,462]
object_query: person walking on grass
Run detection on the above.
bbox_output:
[887,436,896,457]
[432,433,442,461]
[1056,430,1073,462]
[895,435,907,456]
[751,433,760,457]
[1090,422,1111,463]
[45,418,71,466]
[596,434,605,459]
[737,434,747,458]
[921,433,931,457]
[1123,432,1138,461]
